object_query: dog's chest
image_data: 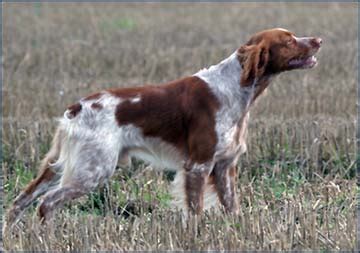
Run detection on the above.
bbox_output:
[215,111,249,158]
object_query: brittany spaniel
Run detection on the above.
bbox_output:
[4,28,322,230]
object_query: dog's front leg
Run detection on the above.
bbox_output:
[184,163,211,215]
[213,159,239,214]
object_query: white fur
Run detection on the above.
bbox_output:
[57,91,186,189]
[129,95,141,104]
[57,92,123,187]
[125,128,184,171]
[194,52,254,161]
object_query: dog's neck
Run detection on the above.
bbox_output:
[194,51,272,122]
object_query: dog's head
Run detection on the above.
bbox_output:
[237,28,322,86]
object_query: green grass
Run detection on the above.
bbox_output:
[3,159,35,204]
[101,18,136,32]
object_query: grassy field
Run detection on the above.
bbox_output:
[2,2,358,251]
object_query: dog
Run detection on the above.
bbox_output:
[4,28,322,231]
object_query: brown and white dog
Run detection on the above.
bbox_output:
[4,28,322,230]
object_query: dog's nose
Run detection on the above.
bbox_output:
[316,38,323,46]
[311,37,322,48]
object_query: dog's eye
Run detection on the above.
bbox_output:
[286,38,295,45]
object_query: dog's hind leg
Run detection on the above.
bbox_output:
[37,184,88,223]
[37,137,121,223]
[4,128,63,232]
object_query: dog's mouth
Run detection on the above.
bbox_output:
[288,55,318,69]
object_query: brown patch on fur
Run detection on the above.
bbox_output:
[229,166,237,177]
[207,172,215,185]
[83,92,102,101]
[185,171,206,214]
[113,76,220,164]
[38,201,49,222]
[67,102,82,118]
[108,86,150,99]
[91,102,103,110]
[237,43,269,86]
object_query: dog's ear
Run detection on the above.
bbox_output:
[237,43,269,86]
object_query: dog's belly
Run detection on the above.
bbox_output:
[127,139,184,171]
[118,124,185,171]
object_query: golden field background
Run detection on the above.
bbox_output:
[2,2,358,250]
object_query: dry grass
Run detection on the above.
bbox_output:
[3,178,356,251]
[2,2,358,251]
